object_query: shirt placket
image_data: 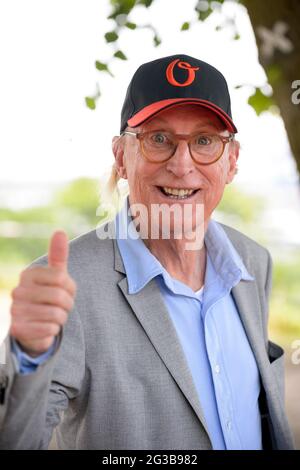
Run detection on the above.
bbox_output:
[203,292,243,450]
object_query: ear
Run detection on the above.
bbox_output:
[112,135,127,179]
[225,139,240,184]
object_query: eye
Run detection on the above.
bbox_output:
[195,135,212,146]
[150,133,168,144]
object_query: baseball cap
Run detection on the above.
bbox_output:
[120,54,237,134]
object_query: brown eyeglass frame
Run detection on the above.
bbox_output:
[121,130,235,165]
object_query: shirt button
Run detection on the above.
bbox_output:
[226,421,232,431]
[214,364,220,374]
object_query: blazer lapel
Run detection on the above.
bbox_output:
[231,280,281,404]
[112,236,211,439]
[232,280,268,365]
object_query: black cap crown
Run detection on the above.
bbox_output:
[120,54,237,134]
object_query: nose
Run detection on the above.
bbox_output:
[165,140,195,178]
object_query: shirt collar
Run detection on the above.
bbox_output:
[115,196,164,294]
[204,218,254,289]
[115,196,254,295]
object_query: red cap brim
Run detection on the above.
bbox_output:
[127,98,237,133]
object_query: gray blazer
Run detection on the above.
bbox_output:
[0,221,295,449]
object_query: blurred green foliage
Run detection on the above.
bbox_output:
[270,256,300,345]
[0,177,299,346]
[248,88,277,116]
[217,184,264,224]
[0,178,100,265]
[53,177,100,225]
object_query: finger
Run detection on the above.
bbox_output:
[10,320,61,341]
[11,302,68,326]
[20,266,77,296]
[48,230,69,271]
[14,336,57,356]
[9,335,57,357]
[11,285,74,312]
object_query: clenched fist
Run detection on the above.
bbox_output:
[10,231,77,357]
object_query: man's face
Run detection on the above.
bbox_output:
[113,104,239,236]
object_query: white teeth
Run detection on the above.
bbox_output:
[162,187,196,198]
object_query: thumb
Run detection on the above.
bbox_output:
[48,230,69,271]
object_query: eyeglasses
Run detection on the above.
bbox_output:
[122,129,234,165]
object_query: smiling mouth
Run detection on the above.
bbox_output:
[156,186,200,199]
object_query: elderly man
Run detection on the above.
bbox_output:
[0,54,294,450]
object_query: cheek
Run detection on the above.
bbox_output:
[126,156,160,198]
[204,158,228,188]
[202,160,229,206]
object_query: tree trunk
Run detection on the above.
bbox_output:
[243,0,300,177]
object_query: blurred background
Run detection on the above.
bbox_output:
[0,0,299,448]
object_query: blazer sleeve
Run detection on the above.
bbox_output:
[0,257,86,449]
[264,249,273,322]
[260,248,273,348]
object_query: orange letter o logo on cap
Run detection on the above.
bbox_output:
[166,59,199,87]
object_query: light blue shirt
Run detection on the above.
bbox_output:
[115,197,262,450]
[11,337,56,373]
[14,197,262,450]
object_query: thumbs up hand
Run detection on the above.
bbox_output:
[10,231,77,357]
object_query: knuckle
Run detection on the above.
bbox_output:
[70,278,77,292]
[10,302,21,317]
[10,321,25,340]
[11,286,21,300]
[50,306,60,322]
[19,269,28,283]
[53,288,64,305]
[55,270,66,285]
[49,323,60,336]
[68,296,75,310]
[52,307,67,325]
[19,265,39,282]
[57,290,73,311]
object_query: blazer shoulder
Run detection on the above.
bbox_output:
[28,222,115,272]
[68,222,114,260]
[218,222,271,266]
